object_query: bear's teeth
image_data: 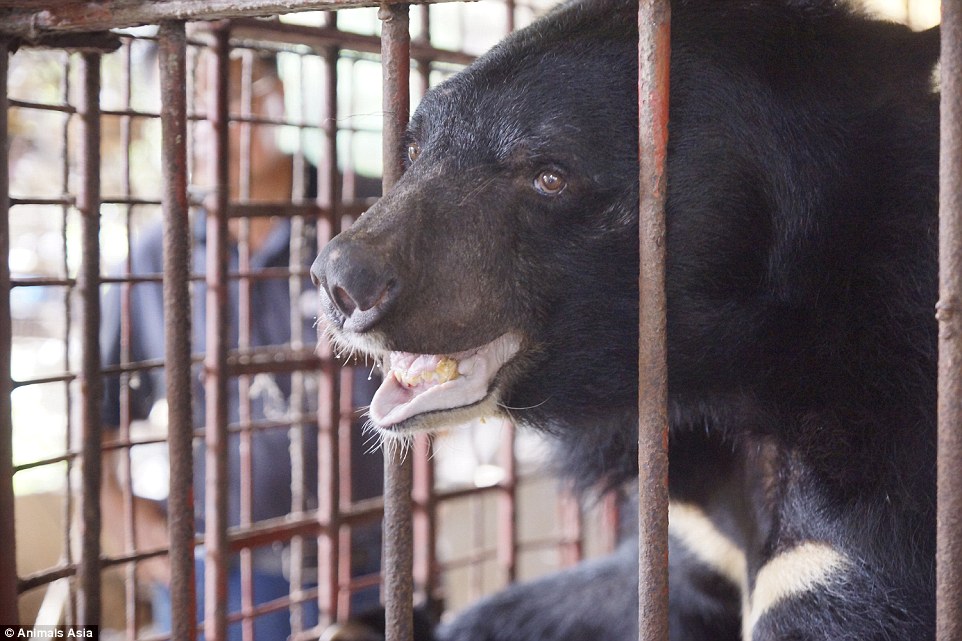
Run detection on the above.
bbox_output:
[394,357,460,389]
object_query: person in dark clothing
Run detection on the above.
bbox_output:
[100,50,382,640]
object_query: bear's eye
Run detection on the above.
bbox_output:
[534,170,566,196]
[407,142,421,163]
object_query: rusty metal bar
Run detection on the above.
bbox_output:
[76,50,104,627]
[228,202,367,220]
[379,5,413,641]
[205,24,232,641]
[337,371,355,618]
[117,36,142,640]
[559,493,583,567]
[159,20,198,641]
[410,9,439,607]
[7,31,122,51]
[496,423,518,585]
[938,0,962,638]
[316,9,342,626]
[636,1,671,640]
[0,0,467,40]
[412,435,437,603]
[287,49,309,638]
[0,36,19,627]
[236,47,256,641]
[229,17,474,66]
[58,51,77,626]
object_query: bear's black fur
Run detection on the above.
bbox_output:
[312,1,941,639]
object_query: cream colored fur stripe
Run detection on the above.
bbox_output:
[745,541,848,634]
[668,502,849,641]
[668,502,748,589]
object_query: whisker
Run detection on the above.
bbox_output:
[497,396,551,411]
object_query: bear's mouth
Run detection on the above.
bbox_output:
[369,332,521,431]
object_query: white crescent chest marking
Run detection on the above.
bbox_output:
[668,502,849,641]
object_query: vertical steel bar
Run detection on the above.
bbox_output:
[158,20,198,641]
[77,51,104,627]
[317,11,342,626]
[118,38,139,640]
[496,422,517,585]
[205,25,232,641]
[559,494,582,566]
[411,5,438,608]
[412,436,436,603]
[60,52,77,627]
[636,1,670,640]
[0,37,19,627]
[289,50,308,638]
[337,373,353,620]
[236,48,256,641]
[378,5,413,641]
[937,0,962,639]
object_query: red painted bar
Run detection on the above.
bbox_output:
[636,1,671,640]
[496,423,518,585]
[204,25,232,641]
[117,37,140,640]
[412,435,437,603]
[158,20,198,641]
[316,8,343,626]
[937,0,962,638]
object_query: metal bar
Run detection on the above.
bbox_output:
[938,0,962,638]
[337,362,354,620]
[316,9,342,623]
[379,6,413,641]
[411,10,438,607]
[7,98,76,113]
[0,36,19,627]
[636,1,671,640]
[559,493,582,566]
[204,24,232,641]
[228,17,474,66]
[76,50,104,627]
[159,20,198,641]
[288,59,308,630]
[412,435,437,603]
[228,201,367,220]
[7,30,121,51]
[0,0,471,40]
[58,50,77,626]
[496,422,517,585]
[236,47,256,641]
[118,36,139,640]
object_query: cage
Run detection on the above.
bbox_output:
[0,1,959,641]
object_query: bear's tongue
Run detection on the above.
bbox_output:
[369,333,521,429]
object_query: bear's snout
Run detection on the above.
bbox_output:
[312,235,400,333]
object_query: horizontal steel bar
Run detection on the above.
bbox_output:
[228,17,474,65]
[228,201,367,219]
[18,546,168,593]
[9,196,74,206]
[10,29,121,52]
[8,98,75,113]
[0,0,477,40]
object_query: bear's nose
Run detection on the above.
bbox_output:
[311,237,399,333]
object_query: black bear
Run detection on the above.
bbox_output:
[312,0,941,639]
